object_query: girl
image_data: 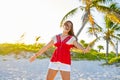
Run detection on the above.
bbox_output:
[29,20,90,80]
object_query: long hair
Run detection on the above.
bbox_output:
[64,20,78,41]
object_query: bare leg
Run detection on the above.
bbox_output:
[46,69,58,80]
[60,70,70,80]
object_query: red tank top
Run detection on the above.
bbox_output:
[50,34,74,65]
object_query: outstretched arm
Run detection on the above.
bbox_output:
[29,40,54,62]
[73,40,90,53]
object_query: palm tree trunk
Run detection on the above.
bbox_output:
[116,40,118,57]
[106,40,109,57]
[106,39,109,63]
[76,20,87,37]
[99,49,100,52]
[76,11,89,37]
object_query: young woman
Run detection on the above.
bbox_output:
[29,20,90,80]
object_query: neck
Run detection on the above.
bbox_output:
[62,32,68,36]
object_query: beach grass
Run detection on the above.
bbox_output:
[0,43,119,64]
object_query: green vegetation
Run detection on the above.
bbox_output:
[0,43,44,55]
[0,43,54,59]
[108,56,120,65]
[71,49,116,61]
[59,0,120,65]
[0,43,119,65]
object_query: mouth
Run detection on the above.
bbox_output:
[65,26,69,30]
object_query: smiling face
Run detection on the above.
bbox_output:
[63,21,72,33]
[62,20,77,40]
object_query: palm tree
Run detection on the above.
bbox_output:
[79,39,98,48]
[60,0,120,37]
[103,5,120,56]
[97,45,104,52]
[88,14,120,57]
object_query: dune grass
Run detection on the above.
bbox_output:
[0,43,119,64]
[0,43,44,55]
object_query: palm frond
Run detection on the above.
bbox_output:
[106,14,120,24]
[117,34,120,37]
[111,35,120,40]
[96,4,120,24]
[87,26,101,38]
[107,3,120,24]
[60,7,78,27]
[96,4,112,13]
[88,14,95,26]
[82,0,91,5]
[112,24,120,31]
[88,25,102,33]
[60,5,85,27]
[94,23,103,32]
[92,21,103,38]
[88,37,100,48]
[110,3,120,14]
[35,36,40,41]
[92,0,113,4]
[105,15,114,28]
[81,0,85,4]
[109,40,115,50]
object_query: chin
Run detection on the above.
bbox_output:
[63,30,69,33]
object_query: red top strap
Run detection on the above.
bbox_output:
[62,36,72,43]
[56,34,72,43]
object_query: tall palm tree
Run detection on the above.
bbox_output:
[60,0,120,37]
[88,14,120,57]
[97,45,104,52]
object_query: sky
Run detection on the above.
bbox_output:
[0,0,82,44]
[0,0,119,52]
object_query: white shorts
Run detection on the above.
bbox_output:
[48,62,71,72]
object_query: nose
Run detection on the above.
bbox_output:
[65,26,70,30]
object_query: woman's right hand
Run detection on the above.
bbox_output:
[29,55,37,62]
